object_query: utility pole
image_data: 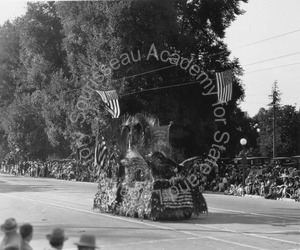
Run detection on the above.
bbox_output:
[273,102,276,158]
[269,81,281,158]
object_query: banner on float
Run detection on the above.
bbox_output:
[150,125,170,157]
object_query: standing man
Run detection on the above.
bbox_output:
[45,228,68,250]
[20,223,33,250]
[0,218,22,250]
[74,235,99,250]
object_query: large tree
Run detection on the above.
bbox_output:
[57,0,247,158]
[255,105,299,157]
[0,2,71,160]
[5,93,51,160]
[16,1,68,93]
[0,0,248,161]
[0,20,22,160]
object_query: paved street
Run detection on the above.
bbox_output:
[1,174,300,250]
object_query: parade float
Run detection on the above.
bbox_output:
[93,113,208,220]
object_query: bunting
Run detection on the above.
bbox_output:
[150,125,171,157]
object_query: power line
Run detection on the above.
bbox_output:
[50,65,177,95]
[46,65,178,95]
[114,65,177,82]
[243,51,300,66]
[245,62,300,74]
[121,80,201,97]
[61,30,300,90]
[18,29,300,99]
[193,28,300,59]
[121,75,191,92]
[232,28,300,50]
[6,80,204,117]
[105,29,300,80]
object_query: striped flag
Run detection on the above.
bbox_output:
[216,70,233,104]
[94,137,108,175]
[96,90,120,118]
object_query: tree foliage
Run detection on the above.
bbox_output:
[0,0,249,161]
[5,93,51,160]
[255,105,299,157]
[0,21,21,107]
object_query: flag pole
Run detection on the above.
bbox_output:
[95,117,99,144]
[94,117,99,177]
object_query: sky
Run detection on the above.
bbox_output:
[0,1,27,24]
[224,0,300,117]
[0,1,300,117]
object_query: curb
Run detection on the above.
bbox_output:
[204,191,296,202]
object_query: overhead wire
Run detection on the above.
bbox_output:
[121,75,190,93]
[4,28,300,121]
[7,79,205,117]
[245,62,300,74]
[110,29,300,84]
[115,28,300,83]
[10,29,300,101]
[231,28,300,50]
[243,51,300,66]
[230,29,300,74]
[121,79,202,97]
[113,65,177,82]
[52,28,300,96]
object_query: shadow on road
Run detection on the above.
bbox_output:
[0,183,54,193]
[157,211,300,227]
[0,176,54,193]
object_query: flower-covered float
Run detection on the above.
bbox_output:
[93,113,208,220]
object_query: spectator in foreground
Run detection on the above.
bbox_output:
[74,235,99,250]
[20,223,33,250]
[3,244,19,250]
[0,218,22,249]
[45,228,68,250]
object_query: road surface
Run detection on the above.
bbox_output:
[0,174,300,250]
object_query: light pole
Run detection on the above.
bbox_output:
[240,138,247,186]
[253,123,262,155]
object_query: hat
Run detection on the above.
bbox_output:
[46,228,68,244]
[74,234,99,248]
[1,218,17,233]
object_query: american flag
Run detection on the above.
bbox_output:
[96,90,120,118]
[216,70,233,104]
[94,137,108,175]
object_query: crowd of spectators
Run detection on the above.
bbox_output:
[0,218,99,250]
[2,157,300,202]
[0,160,97,183]
[204,163,300,202]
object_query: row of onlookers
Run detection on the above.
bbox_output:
[3,158,300,202]
[0,217,99,250]
[206,163,300,201]
[0,160,97,183]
